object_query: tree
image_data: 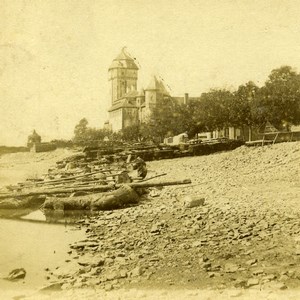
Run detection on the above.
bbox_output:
[73,118,116,146]
[198,89,234,131]
[73,118,89,145]
[176,100,206,138]
[261,66,300,129]
[231,82,264,140]
[140,98,183,142]
[121,124,142,142]
[231,82,259,127]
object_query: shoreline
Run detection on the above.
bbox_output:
[0,143,299,299]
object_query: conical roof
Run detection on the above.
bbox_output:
[109,48,139,70]
[145,76,170,95]
[30,130,41,139]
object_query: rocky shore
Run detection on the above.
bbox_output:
[32,142,300,299]
[1,143,300,299]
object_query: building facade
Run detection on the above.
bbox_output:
[107,48,181,131]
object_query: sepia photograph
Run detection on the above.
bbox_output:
[0,0,300,299]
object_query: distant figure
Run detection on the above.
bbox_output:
[132,157,147,179]
[27,130,41,148]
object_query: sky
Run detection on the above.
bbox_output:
[1,0,300,145]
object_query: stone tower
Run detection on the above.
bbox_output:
[145,75,170,111]
[108,47,139,105]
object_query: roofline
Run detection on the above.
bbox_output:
[108,105,139,112]
[108,64,139,71]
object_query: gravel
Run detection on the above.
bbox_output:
[44,142,300,295]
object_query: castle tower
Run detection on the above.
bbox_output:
[108,47,139,105]
[145,75,170,109]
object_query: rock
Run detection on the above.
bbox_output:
[211,264,221,272]
[246,258,257,266]
[119,270,127,278]
[224,263,239,273]
[78,266,91,274]
[199,255,209,263]
[252,268,264,276]
[192,241,202,247]
[104,283,114,291]
[6,268,26,280]
[184,195,205,208]
[247,278,259,287]
[150,225,160,234]
[294,236,300,244]
[287,270,296,278]
[202,262,211,270]
[105,271,120,281]
[130,266,143,277]
[279,274,289,282]
[262,274,276,281]
[269,282,288,290]
[234,279,247,288]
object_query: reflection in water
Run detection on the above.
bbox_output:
[0,208,34,219]
[0,208,98,224]
[43,209,97,224]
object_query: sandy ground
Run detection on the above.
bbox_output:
[0,143,300,300]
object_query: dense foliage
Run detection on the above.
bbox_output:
[73,118,120,146]
[140,66,300,140]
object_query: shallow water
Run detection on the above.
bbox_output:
[0,215,85,292]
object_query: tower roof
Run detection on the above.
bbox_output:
[109,48,139,70]
[145,76,170,95]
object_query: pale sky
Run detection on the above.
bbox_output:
[1,0,300,146]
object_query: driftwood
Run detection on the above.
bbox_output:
[141,173,167,182]
[42,185,140,211]
[0,179,191,200]
[0,184,115,199]
[0,195,46,209]
[125,179,191,189]
[20,169,122,187]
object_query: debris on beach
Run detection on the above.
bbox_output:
[0,144,193,210]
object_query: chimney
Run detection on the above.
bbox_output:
[184,93,189,105]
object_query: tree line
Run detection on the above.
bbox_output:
[73,66,300,145]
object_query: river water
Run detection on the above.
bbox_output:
[0,210,86,295]
[0,150,88,297]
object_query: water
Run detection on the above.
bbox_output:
[0,210,86,293]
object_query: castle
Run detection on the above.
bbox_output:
[107,48,188,131]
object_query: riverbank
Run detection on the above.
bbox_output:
[0,143,299,299]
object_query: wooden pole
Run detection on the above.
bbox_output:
[0,179,191,199]
[18,169,123,188]
[141,173,167,182]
